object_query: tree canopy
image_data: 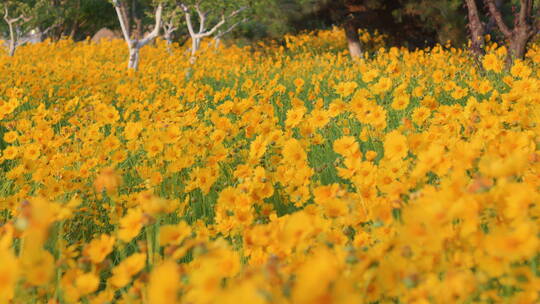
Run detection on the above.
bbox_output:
[0,0,538,51]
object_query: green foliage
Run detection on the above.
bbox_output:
[0,0,34,37]
[399,0,467,45]
[4,0,535,49]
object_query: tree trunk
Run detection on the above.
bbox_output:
[8,41,16,57]
[344,21,362,59]
[69,21,79,40]
[190,37,200,63]
[214,36,221,49]
[485,0,504,33]
[465,0,485,56]
[7,22,17,57]
[485,0,536,66]
[128,46,140,70]
[164,31,173,54]
[165,34,172,45]
[508,30,531,63]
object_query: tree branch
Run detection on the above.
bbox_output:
[139,3,163,47]
[3,6,8,22]
[195,3,206,33]
[215,17,248,39]
[113,0,132,44]
[181,4,197,37]
[518,0,529,25]
[229,7,247,19]
[485,0,512,38]
[163,20,177,34]
[199,15,225,37]
[42,22,60,36]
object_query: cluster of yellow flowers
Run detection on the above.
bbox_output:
[283,26,387,55]
[0,30,540,303]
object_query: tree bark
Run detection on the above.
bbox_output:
[484,0,537,65]
[508,28,531,61]
[181,4,245,63]
[190,37,200,62]
[344,20,362,59]
[7,21,16,56]
[128,46,140,69]
[3,6,23,57]
[113,0,162,70]
[164,31,173,45]
[465,0,485,56]
[485,0,503,33]
[69,21,79,40]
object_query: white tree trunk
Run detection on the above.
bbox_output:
[182,4,244,63]
[7,22,16,57]
[190,36,200,63]
[113,0,162,70]
[344,21,363,60]
[8,42,15,57]
[128,46,140,70]
[164,33,172,45]
[164,33,173,54]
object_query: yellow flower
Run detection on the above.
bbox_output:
[186,167,219,195]
[101,106,120,124]
[124,121,143,140]
[485,221,538,261]
[2,146,18,160]
[334,81,358,97]
[391,94,410,111]
[84,234,116,264]
[89,289,114,304]
[362,69,379,83]
[373,77,392,94]
[432,70,444,83]
[148,260,180,304]
[482,53,503,72]
[118,208,144,242]
[23,143,41,160]
[285,106,306,128]
[159,222,192,246]
[22,249,54,286]
[248,135,268,163]
[75,272,100,296]
[282,139,307,165]
[93,167,121,194]
[3,131,18,143]
[333,136,360,158]
[411,106,431,125]
[0,236,18,303]
[510,60,531,78]
[365,150,377,161]
[292,247,340,304]
[146,138,164,157]
[384,130,408,160]
[109,253,146,288]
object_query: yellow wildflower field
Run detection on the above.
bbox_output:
[1,28,540,303]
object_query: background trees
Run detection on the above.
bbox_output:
[485,0,538,62]
[465,0,539,64]
[1,0,38,56]
[0,0,539,66]
[177,0,249,61]
[111,0,163,69]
